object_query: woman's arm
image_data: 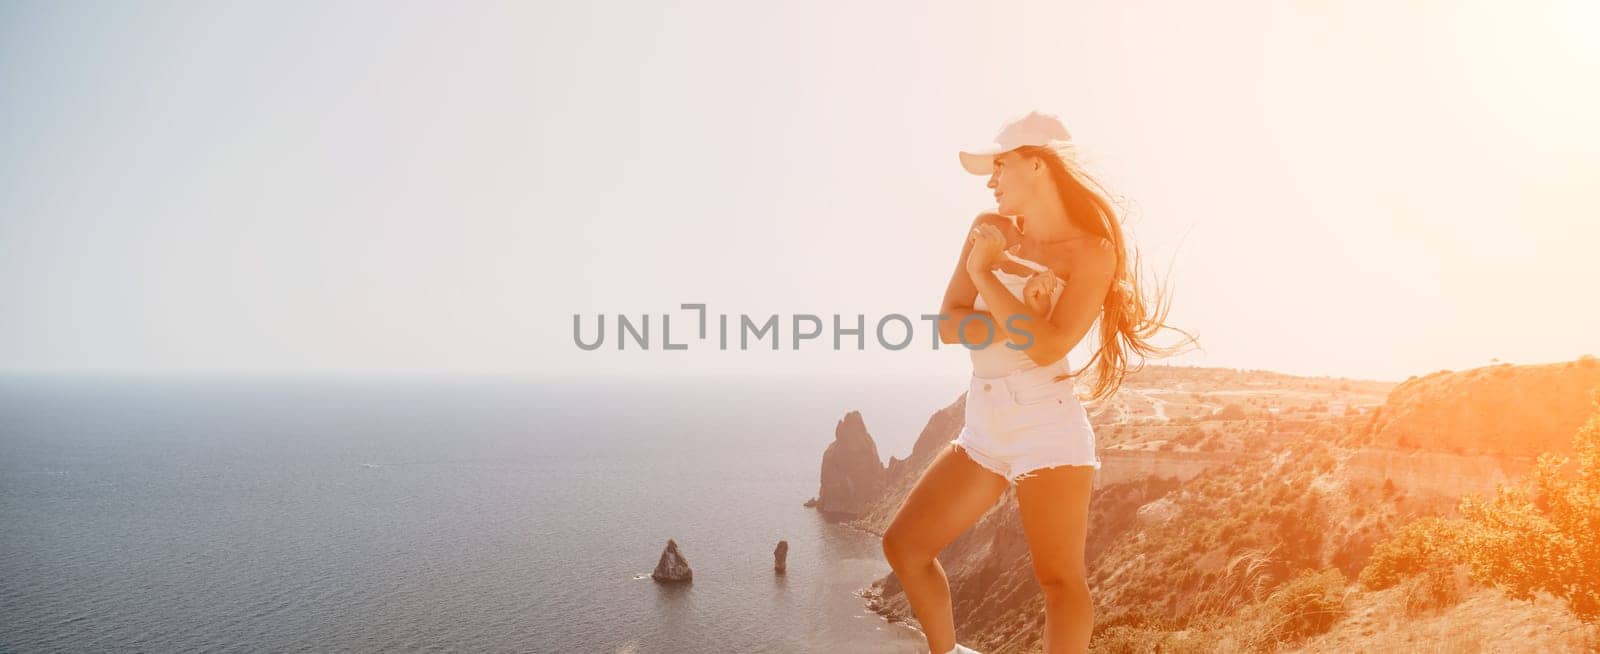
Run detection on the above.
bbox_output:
[968,270,1051,352]
[968,230,1118,367]
[938,213,1017,345]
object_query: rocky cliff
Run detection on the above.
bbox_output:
[1345,447,1537,499]
[1093,449,1240,488]
[1363,358,1600,456]
[850,393,967,531]
[812,410,889,521]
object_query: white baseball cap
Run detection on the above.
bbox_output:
[958,111,1075,175]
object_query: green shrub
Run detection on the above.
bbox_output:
[1359,516,1463,590]
[1217,403,1248,420]
[1400,561,1465,617]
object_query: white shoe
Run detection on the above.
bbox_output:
[942,645,983,654]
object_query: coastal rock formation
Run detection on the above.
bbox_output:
[851,393,968,530]
[813,411,889,521]
[651,539,692,583]
[774,540,788,575]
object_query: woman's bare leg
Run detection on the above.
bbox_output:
[882,442,1010,653]
[1014,464,1095,653]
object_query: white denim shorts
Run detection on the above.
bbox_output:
[949,357,1101,484]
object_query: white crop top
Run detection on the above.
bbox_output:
[969,253,1066,378]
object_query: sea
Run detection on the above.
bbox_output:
[0,373,966,653]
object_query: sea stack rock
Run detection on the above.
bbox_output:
[651,539,693,583]
[774,540,788,574]
[814,410,888,522]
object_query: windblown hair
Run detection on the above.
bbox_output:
[1015,144,1200,402]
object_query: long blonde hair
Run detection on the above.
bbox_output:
[1016,144,1200,402]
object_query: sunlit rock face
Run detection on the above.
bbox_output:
[813,411,888,522]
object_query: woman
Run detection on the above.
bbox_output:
[881,111,1194,654]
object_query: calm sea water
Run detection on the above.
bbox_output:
[0,374,963,653]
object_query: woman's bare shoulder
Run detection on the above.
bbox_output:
[970,212,1022,241]
[1039,235,1117,279]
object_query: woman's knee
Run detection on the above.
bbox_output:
[1035,568,1089,600]
[881,529,936,569]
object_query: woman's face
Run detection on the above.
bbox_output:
[987,150,1041,216]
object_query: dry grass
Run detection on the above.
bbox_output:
[1292,584,1599,653]
[1092,582,1598,654]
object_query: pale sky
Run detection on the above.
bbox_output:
[2,1,1597,382]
